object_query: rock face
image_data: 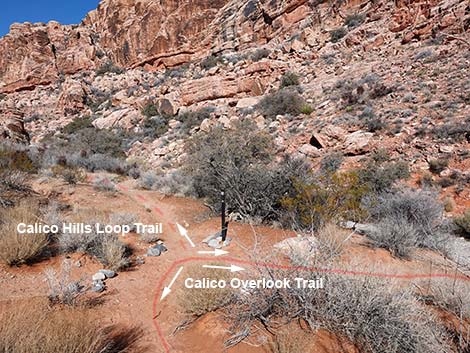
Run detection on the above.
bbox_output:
[0,0,310,93]
[0,22,100,93]
[83,0,228,68]
[2,0,467,93]
[0,109,30,143]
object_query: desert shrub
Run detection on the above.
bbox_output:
[200,55,221,70]
[419,171,434,188]
[429,158,449,174]
[431,118,470,142]
[177,107,213,134]
[138,171,157,190]
[281,171,368,231]
[59,211,130,271]
[180,266,233,317]
[138,231,160,244]
[109,212,138,232]
[319,152,343,174]
[454,210,470,239]
[185,120,310,222]
[330,27,347,42]
[300,104,314,115]
[141,102,159,118]
[139,169,194,196]
[0,299,143,353]
[365,188,450,255]
[44,261,86,306]
[368,216,420,258]
[95,61,124,76]
[51,165,86,184]
[62,116,94,135]
[358,152,410,194]
[257,89,307,119]
[280,72,300,88]
[0,204,49,266]
[141,115,169,139]
[0,170,30,192]
[250,48,271,61]
[419,279,470,351]
[315,223,351,261]
[95,235,130,271]
[344,13,365,28]
[46,121,130,163]
[66,153,129,174]
[92,176,116,192]
[227,270,451,352]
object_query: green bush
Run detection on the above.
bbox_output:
[280,72,300,88]
[330,27,348,42]
[257,89,307,119]
[428,158,449,174]
[300,104,314,115]
[344,13,365,28]
[200,55,221,70]
[141,102,159,119]
[141,115,169,139]
[281,171,368,231]
[185,120,310,222]
[95,61,124,76]
[358,151,410,194]
[177,107,213,134]
[62,116,94,135]
[454,210,470,239]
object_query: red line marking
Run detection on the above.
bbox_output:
[117,184,128,192]
[137,195,147,202]
[152,256,470,352]
[168,223,176,232]
[154,207,164,216]
[179,239,187,251]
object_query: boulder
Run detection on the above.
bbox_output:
[344,131,373,155]
[299,144,321,158]
[92,272,106,281]
[236,97,260,109]
[98,269,116,279]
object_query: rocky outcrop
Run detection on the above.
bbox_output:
[0,22,100,93]
[0,109,30,143]
[83,0,228,69]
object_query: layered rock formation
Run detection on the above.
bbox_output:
[1,0,469,94]
[0,22,100,93]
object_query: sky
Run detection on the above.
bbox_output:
[1,0,101,37]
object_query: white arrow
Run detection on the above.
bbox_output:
[176,223,195,248]
[198,249,229,257]
[203,264,245,272]
[161,266,184,301]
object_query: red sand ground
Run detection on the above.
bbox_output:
[0,177,468,352]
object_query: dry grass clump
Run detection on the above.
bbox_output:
[44,260,86,306]
[179,266,234,317]
[315,223,351,261]
[0,203,49,266]
[0,298,144,353]
[59,209,130,271]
